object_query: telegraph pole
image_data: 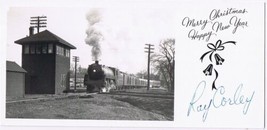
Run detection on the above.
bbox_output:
[144,44,154,91]
[72,56,79,92]
[30,16,47,33]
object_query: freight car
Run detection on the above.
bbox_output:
[84,61,161,93]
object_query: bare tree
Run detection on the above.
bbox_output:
[151,39,175,92]
[135,70,160,80]
[136,70,147,79]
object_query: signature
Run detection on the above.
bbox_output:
[187,81,255,122]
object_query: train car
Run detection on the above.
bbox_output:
[150,80,161,88]
[116,71,125,90]
[140,79,147,87]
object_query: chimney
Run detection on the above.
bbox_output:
[29,27,34,36]
[95,60,99,64]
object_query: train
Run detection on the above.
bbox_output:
[84,61,161,93]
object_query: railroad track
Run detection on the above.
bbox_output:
[102,91,174,99]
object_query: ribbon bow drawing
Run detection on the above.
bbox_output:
[200,39,236,90]
[200,40,236,62]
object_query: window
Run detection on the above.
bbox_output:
[24,45,29,54]
[65,49,70,57]
[30,45,35,54]
[62,47,65,56]
[61,47,64,56]
[67,49,70,57]
[57,45,65,56]
[48,44,53,54]
[57,46,60,55]
[42,44,47,54]
[56,45,60,55]
[36,45,41,54]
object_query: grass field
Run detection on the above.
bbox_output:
[6,93,174,120]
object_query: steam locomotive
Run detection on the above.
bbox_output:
[84,61,161,93]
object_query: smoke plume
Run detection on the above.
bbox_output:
[85,10,103,61]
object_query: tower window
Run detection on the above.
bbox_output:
[56,45,60,55]
[24,45,29,54]
[48,44,53,54]
[36,45,41,54]
[65,49,70,57]
[42,44,47,54]
[61,47,64,56]
[30,45,35,54]
[56,45,65,56]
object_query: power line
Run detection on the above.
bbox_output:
[144,44,154,91]
[30,16,47,33]
[72,56,79,92]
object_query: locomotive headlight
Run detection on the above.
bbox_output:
[93,69,96,72]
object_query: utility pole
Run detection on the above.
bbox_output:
[30,16,47,33]
[72,56,79,92]
[144,44,154,91]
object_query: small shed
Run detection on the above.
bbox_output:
[6,61,27,99]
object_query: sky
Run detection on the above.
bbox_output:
[6,6,177,74]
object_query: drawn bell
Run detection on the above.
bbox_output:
[203,64,213,76]
[214,53,225,65]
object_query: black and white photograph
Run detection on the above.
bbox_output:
[1,0,266,130]
[4,5,175,122]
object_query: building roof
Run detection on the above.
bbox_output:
[6,61,27,73]
[15,30,76,49]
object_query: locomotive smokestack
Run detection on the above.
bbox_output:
[95,60,99,64]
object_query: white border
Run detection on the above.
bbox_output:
[0,0,266,129]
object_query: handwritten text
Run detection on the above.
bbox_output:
[187,81,255,122]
